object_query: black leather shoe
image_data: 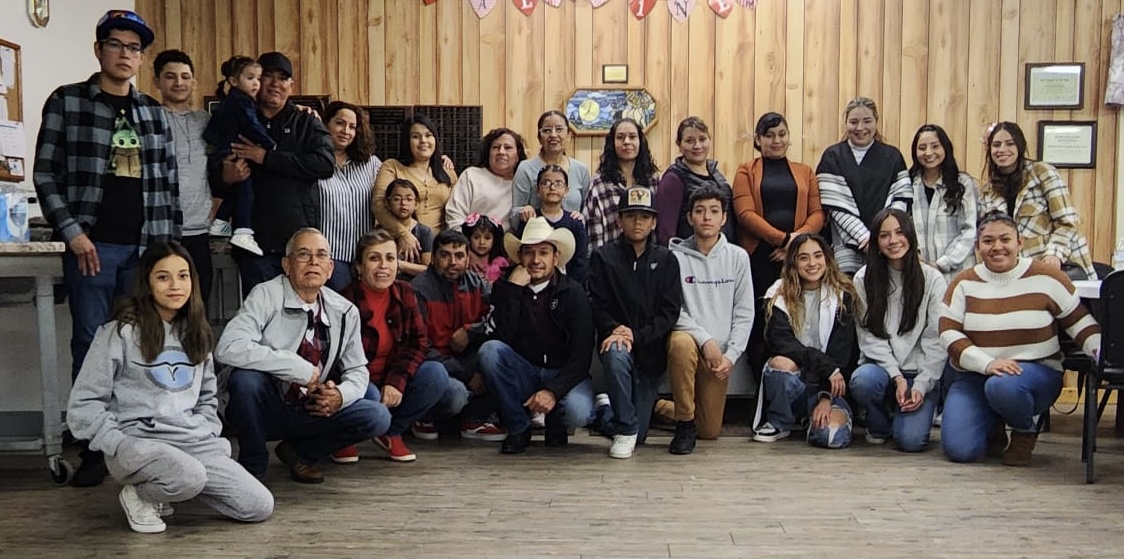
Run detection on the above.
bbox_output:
[544,410,568,447]
[72,448,108,487]
[501,429,533,454]
[275,440,324,484]
[669,420,697,455]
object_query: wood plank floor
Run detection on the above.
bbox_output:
[1,409,1122,559]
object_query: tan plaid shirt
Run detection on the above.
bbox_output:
[978,161,1095,279]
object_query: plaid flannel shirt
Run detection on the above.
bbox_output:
[345,279,430,394]
[978,161,1095,279]
[911,172,979,282]
[582,173,660,254]
[33,73,181,247]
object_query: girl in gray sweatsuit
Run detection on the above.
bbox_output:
[67,242,273,533]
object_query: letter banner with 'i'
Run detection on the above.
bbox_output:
[513,0,537,16]
[668,0,696,23]
[709,0,734,18]
[629,0,655,20]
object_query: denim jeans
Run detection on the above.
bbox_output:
[234,252,284,298]
[325,259,354,292]
[363,361,466,435]
[849,363,939,452]
[600,345,662,441]
[62,242,139,380]
[940,362,1063,463]
[760,365,852,449]
[478,340,594,435]
[225,368,391,477]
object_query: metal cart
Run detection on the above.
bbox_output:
[0,242,72,483]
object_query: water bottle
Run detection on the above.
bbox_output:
[1114,238,1124,271]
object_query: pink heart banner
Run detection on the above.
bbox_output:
[543,0,562,6]
[668,0,696,23]
[628,0,655,20]
[735,0,757,7]
[708,0,733,18]
[513,0,537,16]
[471,0,498,18]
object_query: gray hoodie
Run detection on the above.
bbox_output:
[67,321,221,457]
[670,234,755,363]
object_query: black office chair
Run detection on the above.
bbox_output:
[1082,269,1124,483]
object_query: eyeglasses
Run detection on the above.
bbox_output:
[290,249,332,263]
[538,180,567,190]
[100,38,144,55]
[539,126,567,137]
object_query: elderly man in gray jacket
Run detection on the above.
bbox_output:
[217,228,390,483]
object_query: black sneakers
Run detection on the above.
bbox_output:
[500,429,533,454]
[71,449,108,487]
[669,420,697,455]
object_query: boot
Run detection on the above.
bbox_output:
[987,423,1009,457]
[669,420,697,455]
[1002,431,1038,467]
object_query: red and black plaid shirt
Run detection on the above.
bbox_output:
[344,280,429,394]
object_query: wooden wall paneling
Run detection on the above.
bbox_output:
[713,6,755,172]
[802,0,841,166]
[417,0,438,104]
[855,4,884,107]
[686,13,716,124]
[1015,0,1055,156]
[897,0,928,150]
[837,0,858,113]
[231,0,258,65]
[879,0,904,148]
[754,0,786,128]
[436,0,463,104]
[336,0,370,105]
[965,0,1002,179]
[587,1,628,170]
[299,0,337,97]
[644,6,672,168]
[478,6,506,135]
[384,0,420,105]
[543,1,575,156]
[162,0,183,54]
[504,4,545,150]
[785,0,805,162]
[459,1,481,107]
[134,0,161,89]
[1093,0,1119,259]
[666,9,692,170]
[273,0,301,88]
[1050,0,1077,212]
[997,0,1020,122]
[573,1,595,168]
[926,0,970,160]
[256,0,276,56]
[368,1,386,105]
[183,0,217,110]
[213,0,234,106]
[626,6,647,87]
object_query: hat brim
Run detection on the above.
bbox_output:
[618,206,659,216]
[101,21,155,48]
[504,228,576,271]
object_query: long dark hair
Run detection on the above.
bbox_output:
[475,127,528,170]
[215,55,257,99]
[983,121,1029,211]
[397,114,451,184]
[766,233,859,335]
[598,118,658,186]
[909,124,966,215]
[862,208,924,339]
[461,215,506,261]
[113,242,213,365]
[324,101,374,163]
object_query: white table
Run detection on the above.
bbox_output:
[1073,279,1101,300]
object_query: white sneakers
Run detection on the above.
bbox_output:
[119,485,167,533]
[208,219,233,237]
[609,434,638,459]
[752,422,792,443]
[230,230,264,256]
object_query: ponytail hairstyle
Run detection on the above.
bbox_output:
[862,208,925,339]
[215,55,258,99]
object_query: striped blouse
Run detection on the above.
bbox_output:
[319,157,381,263]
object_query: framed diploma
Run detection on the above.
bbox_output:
[1037,120,1097,169]
[1025,63,1085,110]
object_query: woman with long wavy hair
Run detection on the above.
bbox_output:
[582,117,660,254]
[908,124,978,283]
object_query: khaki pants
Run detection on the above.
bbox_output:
[667,331,729,439]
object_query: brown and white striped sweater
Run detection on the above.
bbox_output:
[939,258,1100,374]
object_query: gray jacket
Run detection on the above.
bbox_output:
[215,276,369,408]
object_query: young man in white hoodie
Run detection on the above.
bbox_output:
[666,185,755,454]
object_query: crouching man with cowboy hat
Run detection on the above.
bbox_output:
[478,217,596,454]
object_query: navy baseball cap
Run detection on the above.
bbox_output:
[258,52,294,78]
[96,10,155,48]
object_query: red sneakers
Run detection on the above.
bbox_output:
[411,421,439,440]
[374,435,417,462]
[330,444,360,464]
[461,420,507,442]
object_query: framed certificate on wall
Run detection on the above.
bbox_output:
[1025,63,1085,110]
[1037,120,1097,169]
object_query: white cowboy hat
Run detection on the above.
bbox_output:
[504,216,576,269]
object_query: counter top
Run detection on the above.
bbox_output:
[0,242,66,255]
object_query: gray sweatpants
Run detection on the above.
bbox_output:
[106,436,273,523]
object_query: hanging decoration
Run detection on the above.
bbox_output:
[470,0,498,18]
[543,0,562,7]
[513,0,537,17]
[628,0,655,20]
[590,0,611,8]
[708,0,733,19]
[735,0,758,8]
[668,0,696,23]
[423,0,439,5]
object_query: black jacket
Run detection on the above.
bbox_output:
[489,272,593,399]
[764,292,856,396]
[588,238,682,376]
[209,101,333,253]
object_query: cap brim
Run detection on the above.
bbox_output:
[102,21,155,47]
